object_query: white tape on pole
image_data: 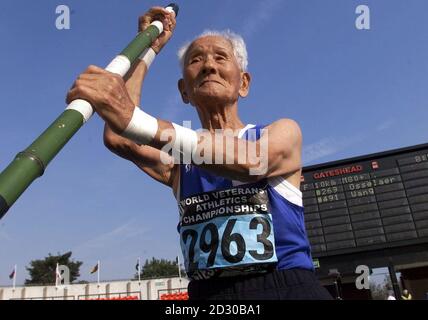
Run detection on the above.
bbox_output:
[150,21,164,34]
[105,55,131,77]
[66,99,94,123]
[66,54,132,122]
[165,6,175,15]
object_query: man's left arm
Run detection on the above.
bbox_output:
[143,118,302,183]
[196,119,302,182]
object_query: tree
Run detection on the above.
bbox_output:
[135,257,185,279]
[25,251,82,285]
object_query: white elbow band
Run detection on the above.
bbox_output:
[171,123,199,163]
[139,47,156,69]
[121,107,158,145]
[121,107,198,162]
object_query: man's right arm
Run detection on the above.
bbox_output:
[103,58,178,191]
[103,7,178,192]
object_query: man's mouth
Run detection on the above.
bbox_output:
[199,79,222,87]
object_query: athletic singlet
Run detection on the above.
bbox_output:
[175,124,314,280]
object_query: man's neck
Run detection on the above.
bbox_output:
[195,101,245,133]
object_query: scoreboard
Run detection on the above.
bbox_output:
[301,143,428,258]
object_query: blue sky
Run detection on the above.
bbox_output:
[1,0,428,285]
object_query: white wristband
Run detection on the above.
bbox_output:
[121,107,158,145]
[171,123,198,164]
[121,107,199,162]
[139,47,156,69]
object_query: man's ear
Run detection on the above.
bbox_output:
[239,72,251,98]
[178,79,190,104]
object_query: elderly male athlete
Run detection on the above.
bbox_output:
[66,7,331,300]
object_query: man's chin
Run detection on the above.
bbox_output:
[195,93,230,105]
[195,88,227,98]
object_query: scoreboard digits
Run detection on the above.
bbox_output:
[302,144,428,257]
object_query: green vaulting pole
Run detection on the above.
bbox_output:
[0,3,179,219]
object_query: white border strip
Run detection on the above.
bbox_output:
[232,124,255,186]
[238,124,255,139]
[268,176,303,207]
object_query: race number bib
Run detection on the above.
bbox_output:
[179,183,278,279]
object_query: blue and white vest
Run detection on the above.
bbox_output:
[175,124,313,280]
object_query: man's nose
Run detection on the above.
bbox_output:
[201,56,217,75]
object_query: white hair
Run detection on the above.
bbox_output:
[177,30,248,72]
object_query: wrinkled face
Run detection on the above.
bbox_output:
[178,36,250,107]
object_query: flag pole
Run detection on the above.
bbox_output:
[55,263,59,287]
[13,264,17,290]
[177,256,182,281]
[138,258,141,282]
[97,260,100,286]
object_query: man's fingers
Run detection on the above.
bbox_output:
[164,14,176,32]
[146,6,171,17]
[139,8,165,25]
[66,87,84,104]
[83,65,107,74]
[66,84,97,105]
[69,76,97,93]
[169,14,176,27]
[138,7,174,31]
[76,73,102,81]
[74,78,98,90]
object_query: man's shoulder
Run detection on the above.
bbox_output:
[266,118,301,130]
[264,118,302,142]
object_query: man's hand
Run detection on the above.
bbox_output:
[66,65,135,134]
[138,6,176,54]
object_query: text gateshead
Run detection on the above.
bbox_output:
[313,165,363,180]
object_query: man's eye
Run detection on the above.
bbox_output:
[216,55,226,61]
[189,57,201,64]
